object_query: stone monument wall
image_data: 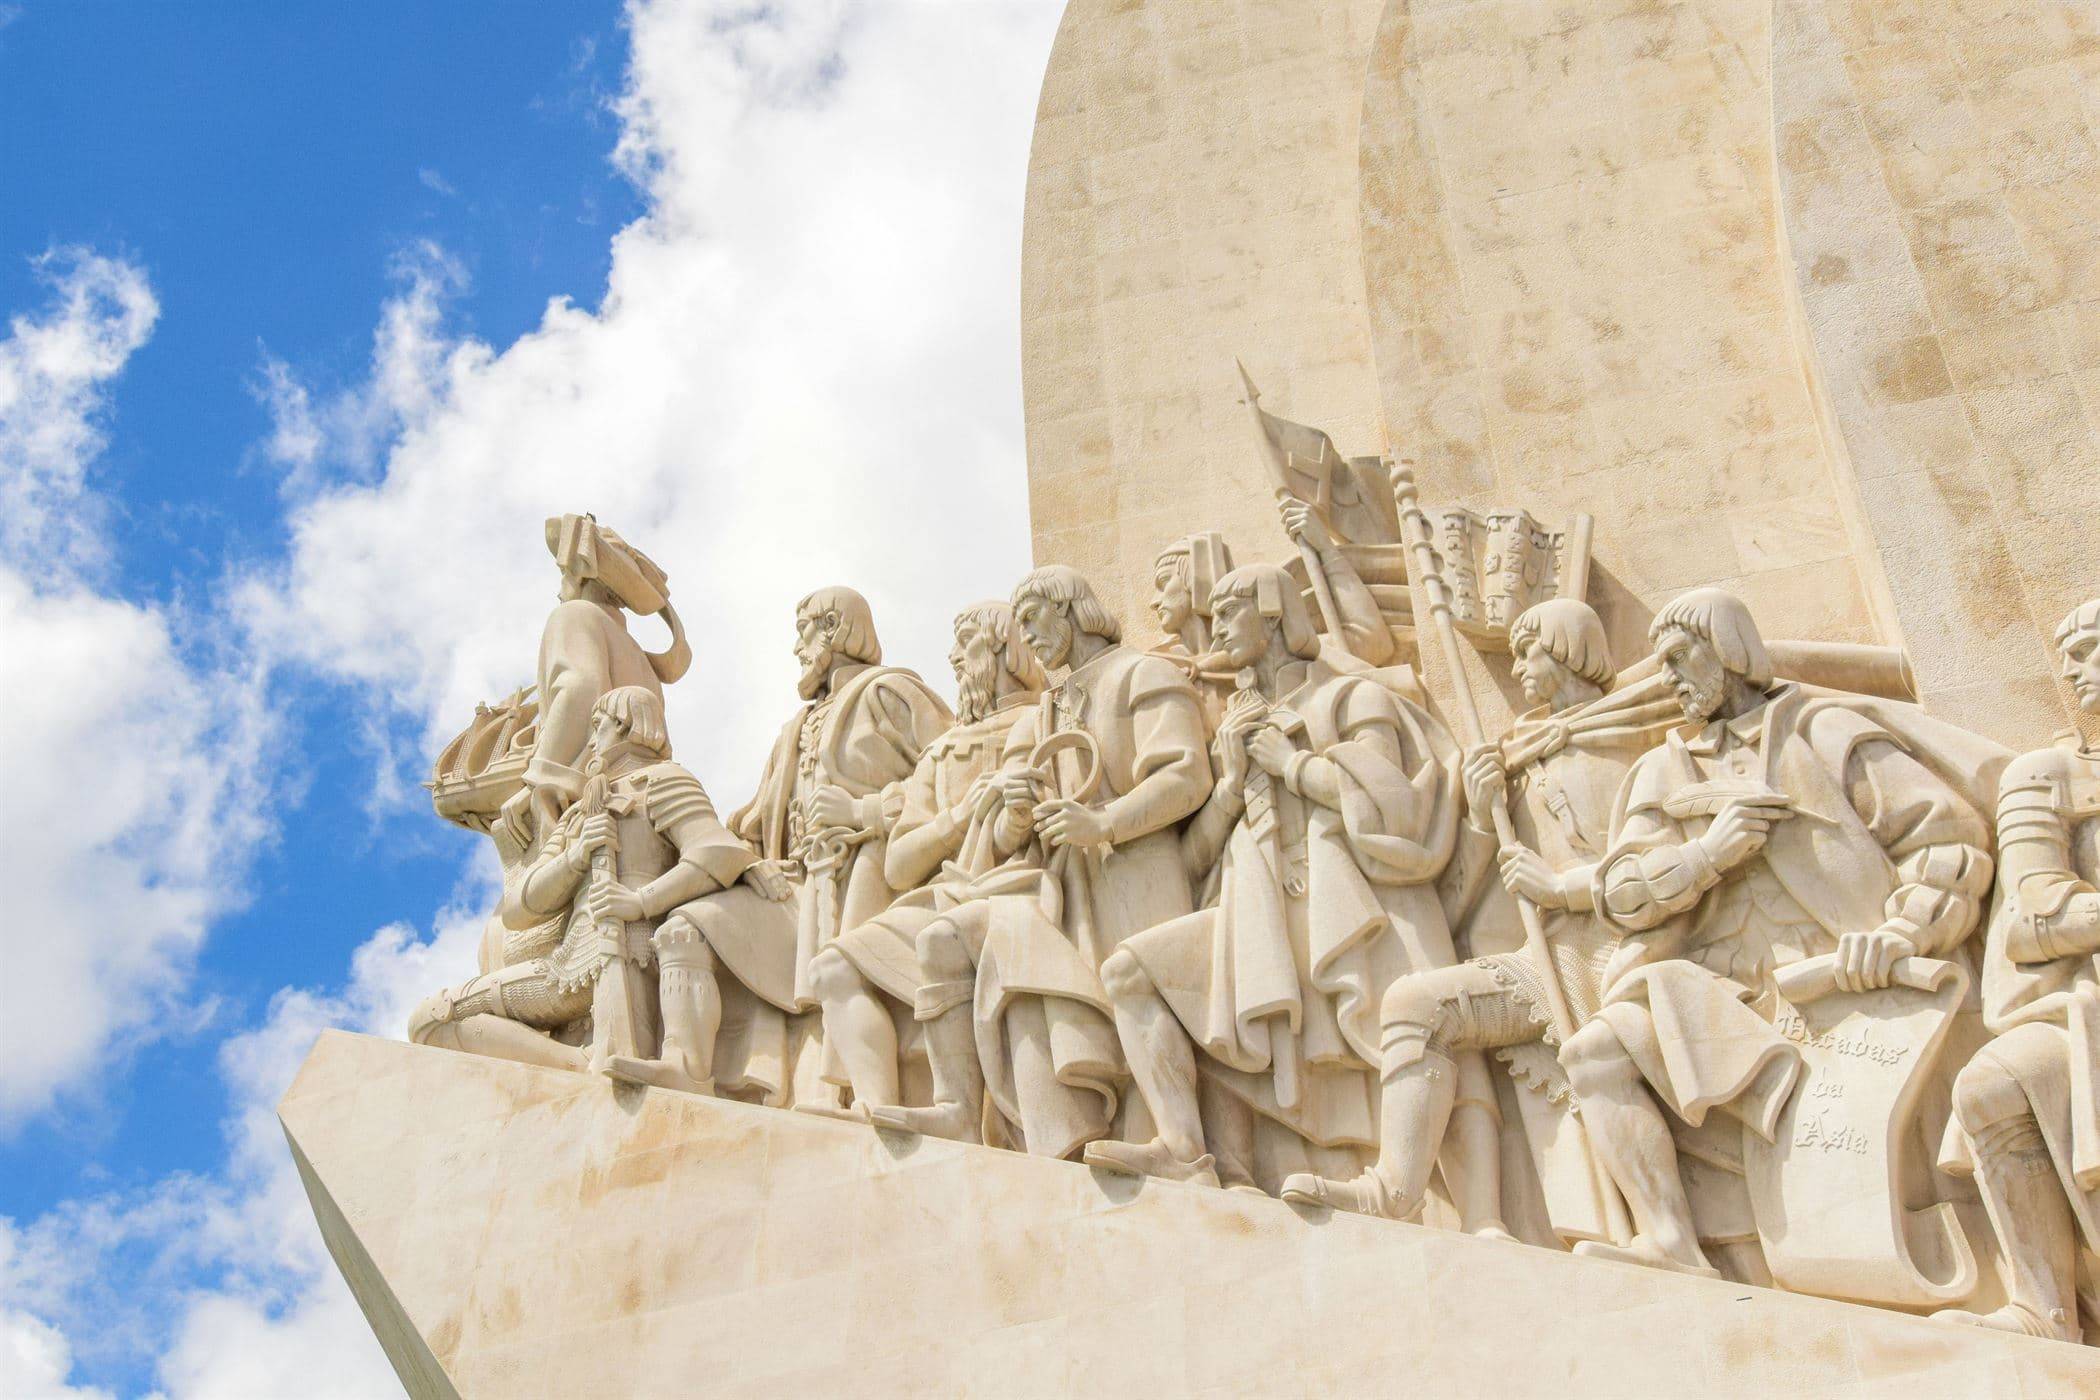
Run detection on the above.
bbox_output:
[1023,0,2100,747]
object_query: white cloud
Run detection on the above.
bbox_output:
[3,0,1062,1392]
[242,0,1060,807]
[0,248,156,573]
[0,251,271,1131]
[1,1306,113,1400]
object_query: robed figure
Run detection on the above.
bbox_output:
[1083,563,1466,1192]
[606,586,950,1101]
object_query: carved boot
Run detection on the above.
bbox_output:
[866,978,982,1144]
[1932,1112,2081,1343]
[1082,1137,1220,1187]
[1279,1046,1457,1221]
[1572,1236,1721,1280]
[604,924,716,1096]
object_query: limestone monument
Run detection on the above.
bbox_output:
[284,3,2100,1395]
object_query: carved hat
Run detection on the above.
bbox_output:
[2057,598,2100,648]
[1153,532,1235,618]
[1510,598,1614,688]
[1650,587,1772,687]
[545,514,671,616]
[1211,563,1320,661]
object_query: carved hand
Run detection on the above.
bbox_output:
[1213,710,1257,797]
[1279,495,1333,554]
[964,772,1006,824]
[1833,928,1913,993]
[1498,846,1563,910]
[1247,724,1296,778]
[1033,798,1113,850]
[743,859,796,903]
[1462,744,1507,823]
[1698,797,1791,872]
[1001,769,1044,813]
[567,813,617,872]
[588,880,646,924]
[807,784,864,833]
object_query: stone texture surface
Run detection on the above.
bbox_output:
[1773,0,2100,747]
[285,1030,2100,1399]
[1022,0,2099,748]
[1021,0,1392,633]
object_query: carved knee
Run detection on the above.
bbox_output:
[1952,1049,2034,1137]
[406,992,453,1045]
[653,912,715,970]
[1098,948,1149,1004]
[916,919,972,982]
[806,947,860,1002]
[1560,1019,1635,1096]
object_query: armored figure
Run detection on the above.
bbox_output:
[408,687,751,1073]
[1082,564,1467,1194]
[1561,589,2000,1283]
[802,601,1047,1120]
[1280,599,1636,1237]
[605,586,950,1099]
[871,566,1214,1157]
[1938,600,2100,1342]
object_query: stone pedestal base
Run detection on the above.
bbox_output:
[283,1031,2100,1398]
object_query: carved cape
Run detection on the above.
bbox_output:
[1120,660,1461,1147]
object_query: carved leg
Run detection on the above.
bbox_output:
[1561,1018,1717,1279]
[604,920,718,1095]
[1283,965,1525,1224]
[867,917,982,1143]
[1443,1050,1514,1241]
[801,947,896,1121]
[1933,1052,2081,1342]
[415,1010,590,1073]
[1082,949,1218,1186]
[1201,1076,1262,1194]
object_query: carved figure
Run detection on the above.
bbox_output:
[870,566,1213,1157]
[1081,563,1468,1193]
[1561,589,2002,1295]
[803,601,1047,1120]
[605,586,951,1099]
[527,515,691,819]
[1937,600,2100,1342]
[408,687,751,1074]
[1280,599,1635,1237]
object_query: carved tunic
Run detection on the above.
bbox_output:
[1591,685,1995,1131]
[1118,661,1461,1147]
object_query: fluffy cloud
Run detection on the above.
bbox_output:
[0,252,272,1131]
[5,1,1062,1392]
[242,0,1060,806]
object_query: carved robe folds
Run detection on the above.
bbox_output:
[1119,662,1461,1149]
[830,695,1036,1006]
[706,662,952,1013]
[971,644,1212,1158]
[1592,684,2003,1303]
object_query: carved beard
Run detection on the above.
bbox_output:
[1677,671,1726,722]
[954,648,1002,725]
[797,642,833,701]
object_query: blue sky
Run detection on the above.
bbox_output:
[0,3,1057,1395]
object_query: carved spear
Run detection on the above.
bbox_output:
[1390,457,1632,1245]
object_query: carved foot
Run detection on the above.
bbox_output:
[1468,1221,1518,1244]
[794,1098,873,1125]
[1081,1138,1220,1187]
[1932,1303,2079,1344]
[1277,1171,1418,1221]
[866,1100,982,1144]
[602,1054,715,1097]
[1572,1236,1720,1280]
